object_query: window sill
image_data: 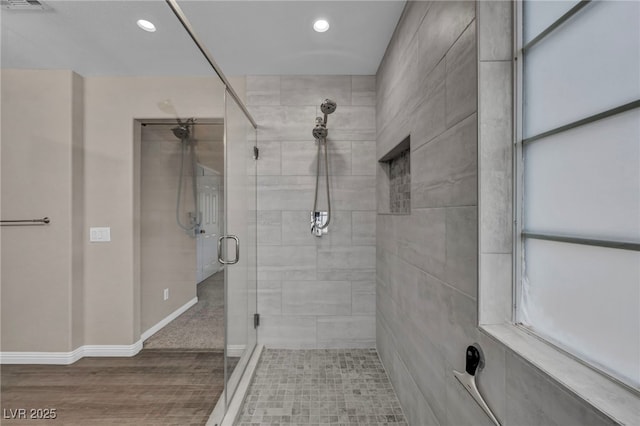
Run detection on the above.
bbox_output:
[480,323,639,425]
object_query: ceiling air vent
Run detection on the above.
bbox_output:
[1,0,45,10]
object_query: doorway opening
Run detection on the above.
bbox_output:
[138,119,227,353]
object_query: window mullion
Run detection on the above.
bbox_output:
[522,100,640,145]
[513,0,525,324]
[522,0,592,52]
[522,232,640,252]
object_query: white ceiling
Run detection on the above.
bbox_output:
[1,0,405,76]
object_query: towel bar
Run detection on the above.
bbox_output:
[0,217,50,226]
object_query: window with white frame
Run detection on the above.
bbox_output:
[516,0,640,390]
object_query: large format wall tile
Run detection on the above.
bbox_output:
[376,1,481,422]
[438,282,479,365]
[281,281,351,316]
[317,316,375,348]
[479,61,513,253]
[444,206,478,298]
[378,3,612,426]
[389,342,441,426]
[478,1,512,61]
[351,280,375,315]
[351,141,377,176]
[445,23,477,127]
[257,210,282,246]
[281,140,352,176]
[479,253,512,325]
[327,106,375,131]
[259,315,317,348]
[392,0,433,60]
[351,76,376,106]
[281,75,352,106]
[411,114,478,208]
[377,35,419,136]
[247,76,281,106]
[315,269,375,282]
[257,280,282,315]
[281,141,318,176]
[474,332,507,422]
[257,245,316,281]
[317,246,376,271]
[395,208,447,279]
[329,105,377,141]
[256,140,281,176]
[417,0,475,78]
[249,106,316,141]
[505,352,618,426]
[394,305,448,423]
[257,176,316,210]
[331,176,376,210]
[251,74,376,349]
[412,60,447,150]
[352,210,376,246]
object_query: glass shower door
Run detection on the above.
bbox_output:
[222,88,258,404]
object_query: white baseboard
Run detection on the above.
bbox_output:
[0,347,84,365]
[0,340,143,365]
[82,341,144,357]
[1,297,198,365]
[141,296,198,342]
[226,345,246,357]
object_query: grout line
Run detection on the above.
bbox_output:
[350,75,354,106]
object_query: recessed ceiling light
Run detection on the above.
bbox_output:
[137,19,156,33]
[313,19,330,33]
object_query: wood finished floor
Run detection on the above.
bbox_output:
[1,350,230,425]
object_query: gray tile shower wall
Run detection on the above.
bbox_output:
[247,75,377,349]
[376,2,618,426]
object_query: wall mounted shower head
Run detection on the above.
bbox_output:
[172,124,190,140]
[320,99,337,115]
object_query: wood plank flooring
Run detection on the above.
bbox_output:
[1,350,229,425]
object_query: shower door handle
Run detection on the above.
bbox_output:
[217,235,240,265]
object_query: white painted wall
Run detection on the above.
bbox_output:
[2,70,249,354]
[1,70,84,352]
[84,75,247,345]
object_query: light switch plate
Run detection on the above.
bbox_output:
[90,227,111,242]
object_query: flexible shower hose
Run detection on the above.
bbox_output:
[176,137,200,234]
[312,137,331,229]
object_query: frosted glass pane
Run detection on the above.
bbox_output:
[524,1,640,137]
[524,0,579,43]
[521,239,640,389]
[524,109,640,241]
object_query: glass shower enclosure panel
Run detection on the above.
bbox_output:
[223,89,258,403]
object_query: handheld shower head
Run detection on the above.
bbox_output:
[312,100,336,140]
[320,99,337,115]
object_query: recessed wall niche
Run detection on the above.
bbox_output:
[379,135,410,214]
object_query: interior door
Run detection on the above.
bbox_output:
[196,164,221,283]
[223,89,258,405]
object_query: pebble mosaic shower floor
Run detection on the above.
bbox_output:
[237,349,408,426]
